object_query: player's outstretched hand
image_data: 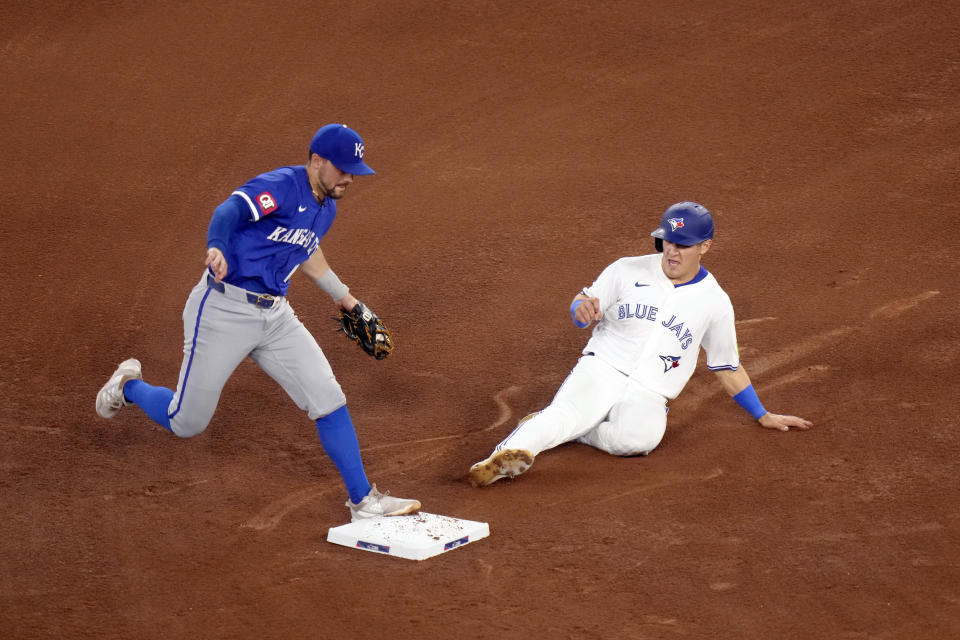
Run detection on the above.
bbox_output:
[206,248,228,282]
[759,412,813,432]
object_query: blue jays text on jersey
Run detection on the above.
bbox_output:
[224,165,336,296]
[581,255,738,399]
[616,304,695,349]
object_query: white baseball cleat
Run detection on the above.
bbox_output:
[346,484,421,522]
[468,448,535,487]
[95,358,142,419]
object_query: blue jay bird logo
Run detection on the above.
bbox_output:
[667,218,685,231]
[660,354,681,372]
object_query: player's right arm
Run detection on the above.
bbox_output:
[204,195,247,282]
[205,248,228,282]
[570,259,625,327]
[570,292,602,328]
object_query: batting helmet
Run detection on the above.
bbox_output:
[650,201,714,251]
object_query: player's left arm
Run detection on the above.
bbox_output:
[713,367,813,432]
[301,247,394,360]
[300,248,358,311]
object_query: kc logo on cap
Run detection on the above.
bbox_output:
[309,123,375,176]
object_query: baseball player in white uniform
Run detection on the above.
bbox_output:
[468,201,812,486]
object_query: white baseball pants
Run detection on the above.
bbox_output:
[497,354,668,457]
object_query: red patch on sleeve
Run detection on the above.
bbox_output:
[256,191,278,216]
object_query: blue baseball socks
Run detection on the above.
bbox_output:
[315,405,371,504]
[122,379,173,431]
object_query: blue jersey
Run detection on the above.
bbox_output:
[224,165,336,295]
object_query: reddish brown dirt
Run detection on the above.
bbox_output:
[2,2,959,639]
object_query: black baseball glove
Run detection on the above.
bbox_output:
[336,302,394,360]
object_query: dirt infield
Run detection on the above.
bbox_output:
[2,2,958,638]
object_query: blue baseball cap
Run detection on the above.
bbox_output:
[308,124,375,175]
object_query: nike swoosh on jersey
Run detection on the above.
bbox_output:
[298,205,307,212]
[635,282,650,287]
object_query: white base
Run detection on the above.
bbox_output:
[327,512,490,561]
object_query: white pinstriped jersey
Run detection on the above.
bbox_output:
[581,254,739,399]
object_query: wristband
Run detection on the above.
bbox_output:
[733,384,767,420]
[315,268,349,301]
[570,299,589,328]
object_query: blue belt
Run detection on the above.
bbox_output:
[206,274,280,309]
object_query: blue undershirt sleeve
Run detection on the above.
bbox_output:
[206,195,247,253]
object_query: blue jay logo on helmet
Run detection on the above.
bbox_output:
[650,201,714,251]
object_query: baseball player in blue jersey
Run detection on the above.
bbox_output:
[96,124,420,521]
[469,201,813,486]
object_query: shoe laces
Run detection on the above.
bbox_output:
[105,380,126,408]
[349,485,386,510]
[369,484,390,500]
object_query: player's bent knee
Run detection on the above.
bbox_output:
[609,424,666,457]
[169,417,210,438]
[614,443,658,457]
[608,439,662,457]
[306,390,348,421]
